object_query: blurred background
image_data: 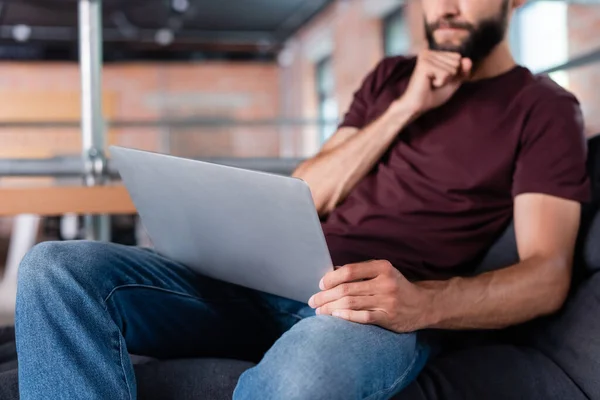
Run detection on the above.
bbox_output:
[0,0,598,324]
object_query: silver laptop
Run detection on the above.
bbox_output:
[110,146,333,303]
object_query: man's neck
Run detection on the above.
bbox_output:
[468,41,516,81]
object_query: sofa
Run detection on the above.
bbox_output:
[1,135,599,400]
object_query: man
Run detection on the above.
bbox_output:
[16,0,589,398]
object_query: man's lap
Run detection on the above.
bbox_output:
[18,241,430,399]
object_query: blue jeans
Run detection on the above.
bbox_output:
[16,241,431,399]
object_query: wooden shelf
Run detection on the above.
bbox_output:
[0,185,136,216]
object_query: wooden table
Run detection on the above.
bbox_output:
[0,184,137,313]
[0,185,136,216]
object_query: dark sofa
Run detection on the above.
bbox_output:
[1,135,599,400]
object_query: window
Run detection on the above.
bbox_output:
[316,56,338,143]
[383,7,410,57]
[511,1,569,87]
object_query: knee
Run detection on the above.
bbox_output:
[235,355,336,400]
[235,316,365,400]
[18,241,103,295]
[235,316,424,400]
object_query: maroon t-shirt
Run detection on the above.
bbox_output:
[322,56,590,281]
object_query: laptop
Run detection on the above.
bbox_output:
[110,146,333,303]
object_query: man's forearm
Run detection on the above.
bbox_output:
[293,100,419,216]
[417,256,572,330]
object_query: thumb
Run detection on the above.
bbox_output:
[460,58,473,79]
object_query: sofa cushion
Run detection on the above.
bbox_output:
[584,211,600,273]
[0,339,254,400]
[0,326,17,400]
[0,342,16,374]
[581,133,600,274]
[473,221,519,274]
[587,134,600,205]
[0,369,17,400]
[396,345,587,400]
[136,358,254,400]
[529,271,600,399]
[396,272,600,400]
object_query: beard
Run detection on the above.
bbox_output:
[424,0,509,66]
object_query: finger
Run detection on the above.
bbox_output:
[423,50,461,62]
[321,261,383,290]
[427,58,459,80]
[429,50,462,60]
[309,280,375,308]
[460,58,473,78]
[317,295,379,315]
[331,309,385,325]
[419,52,458,73]
[428,54,461,72]
[426,66,455,88]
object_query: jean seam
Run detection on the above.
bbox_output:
[101,298,133,400]
[103,284,250,305]
[362,344,423,400]
[118,331,133,400]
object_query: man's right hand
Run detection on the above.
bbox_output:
[401,50,472,115]
[293,51,471,215]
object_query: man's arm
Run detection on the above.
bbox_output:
[293,104,416,217]
[418,193,581,330]
[309,194,581,332]
[294,51,472,217]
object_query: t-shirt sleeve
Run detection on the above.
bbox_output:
[512,95,590,203]
[339,59,392,130]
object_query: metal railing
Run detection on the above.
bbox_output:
[0,156,304,178]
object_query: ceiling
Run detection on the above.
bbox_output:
[0,0,334,61]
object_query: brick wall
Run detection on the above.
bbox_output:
[567,5,600,136]
[0,61,281,159]
[285,0,599,140]
[281,0,426,155]
[282,0,384,155]
[0,0,597,163]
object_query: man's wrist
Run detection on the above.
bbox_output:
[389,97,423,122]
[416,280,451,329]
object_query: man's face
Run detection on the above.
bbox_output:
[422,0,512,65]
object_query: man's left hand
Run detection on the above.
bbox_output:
[308,260,434,333]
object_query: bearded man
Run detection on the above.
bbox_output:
[16,0,589,399]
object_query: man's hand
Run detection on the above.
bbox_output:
[293,53,461,216]
[308,260,434,333]
[402,50,472,115]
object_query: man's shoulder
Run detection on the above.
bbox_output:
[512,70,585,145]
[516,71,580,108]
